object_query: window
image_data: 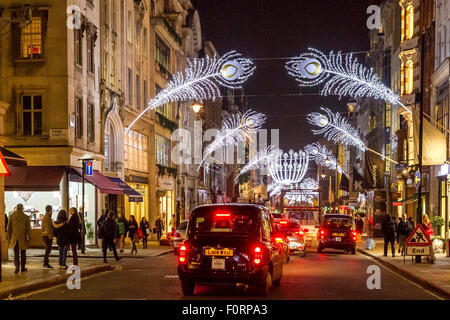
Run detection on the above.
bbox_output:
[125,130,148,172]
[143,28,148,57]
[87,103,95,142]
[385,103,391,128]
[75,97,83,139]
[87,32,95,73]
[22,95,42,136]
[143,80,148,108]
[75,29,83,66]
[136,75,141,111]
[127,10,132,43]
[155,34,170,72]
[405,5,414,40]
[190,210,255,235]
[128,68,133,105]
[155,85,171,119]
[405,60,413,95]
[156,134,171,166]
[21,17,42,59]
[104,119,116,172]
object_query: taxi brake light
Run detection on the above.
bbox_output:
[279,220,288,224]
[253,246,262,265]
[179,244,187,264]
[275,237,284,243]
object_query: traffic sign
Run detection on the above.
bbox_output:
[406,246,430,256]
[0,151,11,176]
[414,171,421,190]
[85,161,93,176]
[405,224,431,246]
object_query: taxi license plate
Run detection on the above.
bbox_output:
[332,233,345,237]
[335,237,342,242]
[211,258,225,270]
[205,248,234,256]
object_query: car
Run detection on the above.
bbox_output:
[317,214,357,254]
[271,212,284,219]
[272,220,290,264]
[287,210,318,247]
[177,203,284,296]
[274,219,307,257]
[172,220,189,255]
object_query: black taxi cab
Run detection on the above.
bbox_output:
[317,214,357,254]
[177,204,284,296]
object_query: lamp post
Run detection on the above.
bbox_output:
[78,155,94,254]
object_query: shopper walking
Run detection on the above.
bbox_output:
[155,216,163,241]
[6,204,31,274]
[54,210,69,269]
[129,215,139,254]
[67,207,82,266]
[100,211,121,263]
[397,216,410,256]
[382,214,397,257]
[41,205,55,269]
[169,214,176,231]
[116,213,128,253]
[140,217,150,249]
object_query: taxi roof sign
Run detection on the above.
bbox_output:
[0,151,11,176]
[405,224,432,246]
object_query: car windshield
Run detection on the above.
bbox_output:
[323,217,354,229]
[288,211,315,225]
[190,209,255,235]
[177,221,188,231]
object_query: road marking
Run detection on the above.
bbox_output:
[358,253,444,300]
[6,266,121,300]
[164,275,179,279]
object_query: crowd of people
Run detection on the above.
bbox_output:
[4,203,171,273]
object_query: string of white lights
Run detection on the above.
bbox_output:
[305,142,344,174]
[234,146,280,183]
[267,149,309,186]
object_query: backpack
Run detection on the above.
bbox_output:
[97,215,106,239]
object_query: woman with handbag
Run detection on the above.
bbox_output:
[128,215,139,254]
[67,207,82,266]
[140,217,150,249]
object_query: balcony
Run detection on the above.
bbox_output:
[155,60,171,80]
[156,112,178,132]
[151,16,182,48]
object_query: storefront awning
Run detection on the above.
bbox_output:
[107,177,143,202]
[0,147,27,166]
[5,166,65,191]
[69,167,123,194]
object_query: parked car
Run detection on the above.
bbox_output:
[274,219,307,257]
[172,220,188,255]
[317,214,357,254]
[177,204,284,296]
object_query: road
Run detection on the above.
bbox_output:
[18,249,442,300]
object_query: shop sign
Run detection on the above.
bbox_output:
[158,176,174,190]
[392,202,402,207]
[50,129,68,140]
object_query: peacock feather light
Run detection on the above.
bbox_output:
[234,145,280,183]
[267,149,309,186]
[305,142,344,174]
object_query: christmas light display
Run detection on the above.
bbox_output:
[199,109,266,169]
[307,107,366,152]
[286,48,412,115]
[267,149,309,186]
[305,142,344,174]
[126,51,256,132]
[234,146,280,183]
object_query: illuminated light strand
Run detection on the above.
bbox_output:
[126,51,255,132]
[307,107,398,164]
[234,146,280,183]
[268,149,309,186]
[305,142,344,174]
[286,48,412,115]
[199,110,266,170]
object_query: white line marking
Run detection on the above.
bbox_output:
[164,275,179,279]
[358,253,444,300]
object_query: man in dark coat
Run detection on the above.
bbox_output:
[100,211,121,263]
[382,214,397,257]
[6,204,31,273]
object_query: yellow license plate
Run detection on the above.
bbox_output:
[332,233,345,237]
[205,249,234,256]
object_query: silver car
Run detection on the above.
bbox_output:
[172,219,188,254]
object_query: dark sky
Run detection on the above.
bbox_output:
[191,0,381,150]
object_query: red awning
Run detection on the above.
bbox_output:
[4,166,66,191]
[69,167,123,195]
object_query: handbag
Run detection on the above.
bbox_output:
[146,228,151,235]
[138,228,144,239]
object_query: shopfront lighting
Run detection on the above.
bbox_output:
[191,103,203,114]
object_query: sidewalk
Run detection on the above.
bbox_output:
[358,238,450,299]
[0,241,173,299]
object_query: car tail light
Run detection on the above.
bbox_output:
[319,229,326,239]
[296,230,304,236]
[215,211,231,218]
[351,231,357,241]
[275,237,284,243]
[179,244,187,264]
[279,220,288,224]
[253,246,262,265]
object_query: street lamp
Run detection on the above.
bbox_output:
[78,154,95,254]
[191,103,203,114]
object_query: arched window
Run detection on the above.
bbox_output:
[104,119,116,172]
[405,5,414,40]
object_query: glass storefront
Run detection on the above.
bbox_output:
[159,190,174,234]
[68,181,96,235]
[125,183,147,222]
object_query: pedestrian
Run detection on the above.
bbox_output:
[4,212,8,232]
[6,204,31,274]
[407,217,415,231]
[140,217,150,249]
[67,207,82,266]
[422,214,436,264]
[155,216,163,241]
[397,216,410,256]
[41,205,55,270]
[128,215,139,254]
[116,213,129,253]
[54,210,69,269]
[356,216,364,235]
[382,214,397,257]
[169,214,176,231]
[100,211,122,263]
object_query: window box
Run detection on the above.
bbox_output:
[156,112,177,132]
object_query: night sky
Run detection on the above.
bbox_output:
[191,0,381,150]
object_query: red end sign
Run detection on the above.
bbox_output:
[405,224,432,246]
[0,151,11,176]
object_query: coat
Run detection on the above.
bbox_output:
[58,213,82,246]
[6,210,31,250]
[140,220,150,236]
[101,217,118,240]
[41,212,54,239]
[382,216,397,239]
[128,220,138,239]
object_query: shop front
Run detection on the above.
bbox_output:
[109,177,145,222]
[157,175,175,234]
[437,164,449,239]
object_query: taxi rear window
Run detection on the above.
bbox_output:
[191,210,254,234]
[277,221,299,230]
[323,217,353,229]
